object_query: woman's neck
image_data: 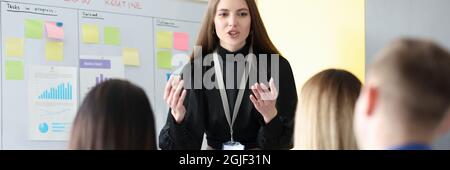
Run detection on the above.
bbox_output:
[220,41,246,52]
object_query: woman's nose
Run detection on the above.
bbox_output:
[227,15,238,27]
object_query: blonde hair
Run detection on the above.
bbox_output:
[297,69,361,150]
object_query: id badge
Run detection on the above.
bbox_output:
[223,141,245,150]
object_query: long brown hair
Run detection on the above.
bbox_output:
[191,0,280,60]
[298,69,361,150]
[69,79,156,150]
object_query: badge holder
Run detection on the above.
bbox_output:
[223,141,245,150]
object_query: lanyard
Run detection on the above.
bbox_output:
[213,47,254,142]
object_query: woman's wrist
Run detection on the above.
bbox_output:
[263,109,278,124]
[172,110,186,124]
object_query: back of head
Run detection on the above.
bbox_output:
[69,79,156,150]
[370,38,450,131]
[298,69,361,150]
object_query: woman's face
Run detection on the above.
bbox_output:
[214,0,251,52]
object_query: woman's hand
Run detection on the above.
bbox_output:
[164,75,187,124]
[250,78,279,124]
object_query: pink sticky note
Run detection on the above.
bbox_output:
[45,22,64,40]
[174,32,189,51]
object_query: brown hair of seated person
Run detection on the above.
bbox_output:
[69,79,156,150]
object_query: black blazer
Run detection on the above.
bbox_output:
[159,46,298,150]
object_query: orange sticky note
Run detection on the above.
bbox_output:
[174,32,189,51]
[45,21,64,40]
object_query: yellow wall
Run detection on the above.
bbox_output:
[257,0,365,149]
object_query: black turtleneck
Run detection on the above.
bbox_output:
[160,42,298,150]
[216,43,251,118]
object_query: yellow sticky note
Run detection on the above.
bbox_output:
[6,38,24,57]
[25,19,44,39]
[82,24,99,44]
[123,48,140,66]
[6,60,24,80]
[157,50,173,69]
[157,31,173,49]
[45,41,64,61]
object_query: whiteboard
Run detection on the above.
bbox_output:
[0,0,205,149]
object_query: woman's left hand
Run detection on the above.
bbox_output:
[250,77,278,124]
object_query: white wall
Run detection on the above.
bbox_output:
[366,0,450,149]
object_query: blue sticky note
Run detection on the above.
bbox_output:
[166,73,172,81]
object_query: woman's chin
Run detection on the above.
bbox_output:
[226,40,246,47]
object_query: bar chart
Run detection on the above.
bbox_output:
[96,74,109,85]
[37,82,73,100]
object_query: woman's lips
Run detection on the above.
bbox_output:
[228,30,240,38]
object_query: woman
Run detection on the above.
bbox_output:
[159,0,297,150]
[297,69,361,150]
[69,79,156,150]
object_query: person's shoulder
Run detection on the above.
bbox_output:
[278,55,290,64]
[268,54,292,68]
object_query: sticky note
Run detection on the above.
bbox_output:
[25,19,44,39]
[172,53,189,68]
[157,50,173,69]
[45,21,64,40]
[82,24,99,44]
[45,41,64,61]
[6,38,24,57]
[174,32,189,51]
[166,73,172,81]
[157,31,173,49]
[104,27,120,45]
[123,48,140,66]
[6,60,24,80]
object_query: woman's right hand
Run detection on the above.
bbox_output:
[164,75,187,124]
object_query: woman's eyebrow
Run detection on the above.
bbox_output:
[236,8,249,12]
[217,8,249,12]
[217,9,230,12]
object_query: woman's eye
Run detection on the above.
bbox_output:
[218,13,228,17]
[239,12,248,16]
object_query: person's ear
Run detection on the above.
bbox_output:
[436,110,450,135]
[366,86,379,117]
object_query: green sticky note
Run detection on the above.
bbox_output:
[157,31,173,49]
[25,19,44,39]
[6,60,24,80]
[104,27,120,45]
[157,50,173,69]
[123,48,140,66]
[6,38,24,57]
[82,24,99,44]
[45,41,64,61]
